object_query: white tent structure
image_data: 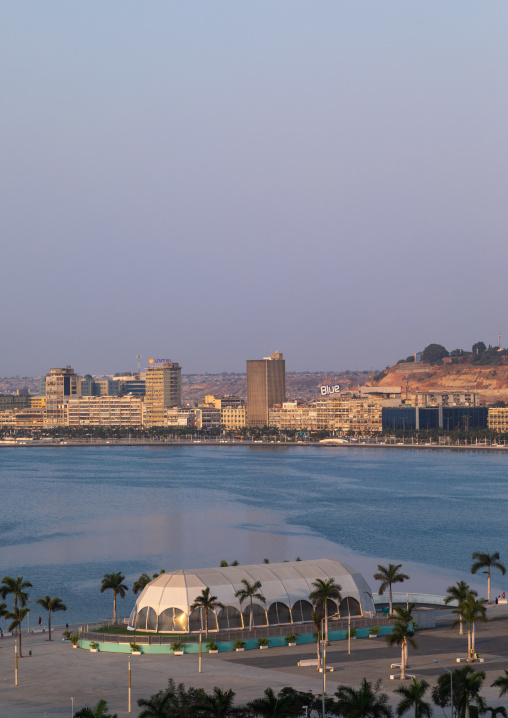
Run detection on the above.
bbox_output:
[128,558,375,633]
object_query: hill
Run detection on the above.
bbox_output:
[370,361,508,405]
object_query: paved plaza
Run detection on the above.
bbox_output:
[1,607,508,716]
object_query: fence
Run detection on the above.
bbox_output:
[79,615,394,645]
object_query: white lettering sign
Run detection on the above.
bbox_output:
[320,384,340,396]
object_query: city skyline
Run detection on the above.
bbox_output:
[2,2,508,377]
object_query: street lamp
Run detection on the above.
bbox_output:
[433,659,453,718]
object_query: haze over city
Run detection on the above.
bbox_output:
[2,2,507,377]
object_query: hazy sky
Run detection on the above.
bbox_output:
[2,2,507,376]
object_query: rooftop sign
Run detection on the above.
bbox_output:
[320,384,340,396]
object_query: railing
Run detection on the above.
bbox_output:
[372,592,457,607]
[80,616,394,645]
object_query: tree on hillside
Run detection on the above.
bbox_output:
[422,344,449,364]
[472,342,486,355]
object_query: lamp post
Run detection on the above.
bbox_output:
[71,696,75,717]
[433,659,453,718]
[321,638,326,718]
[128,658,131,713]
[348,612,351,655]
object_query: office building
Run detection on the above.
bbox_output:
[144,362,181,427]
[45,367,81,426]
[66,396,143,427]
[246,351,286,427]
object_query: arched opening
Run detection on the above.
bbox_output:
[189,607,218,633]
[242,603,267,628]
[267,602,292,625]
[217,606,243,631]
[339,597,362,616]
[128,605,137,628]
[135,606,158,631]
[157,607,188,632]
[292,600,313,623]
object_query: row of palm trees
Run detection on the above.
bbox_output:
[73,669,508,718]
[0,576,67,656]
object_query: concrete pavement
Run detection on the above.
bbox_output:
[2,608,508,717]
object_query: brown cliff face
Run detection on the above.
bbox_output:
[370,362,508,404]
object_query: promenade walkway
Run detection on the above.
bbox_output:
[1,606,508,717]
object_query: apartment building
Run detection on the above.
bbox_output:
[316,394,383,434]
[269,402,318,431]
[66,396,143,427]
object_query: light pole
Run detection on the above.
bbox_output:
[128,658,131,713]
[433,659,453,718]
[71,696,75,717]
[321,638,326,718]
[348,612,351,655]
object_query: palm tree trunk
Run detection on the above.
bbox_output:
[113,592,117,622]
[401,641,405,680]
[404,640,408,668]
[467,626,471,661]
[488,570,491,603]
[249,599,253,630]
[18,630,22,658]
[205,607,208,639]
[317,634,321,671]
[459,611,463,636]
[48,612,52,641]
[389,585,393,615]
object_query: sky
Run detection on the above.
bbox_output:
[2,2,508,377]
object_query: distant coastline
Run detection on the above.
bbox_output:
[1,439,507,451]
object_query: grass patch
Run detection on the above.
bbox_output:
[94,625,190,638]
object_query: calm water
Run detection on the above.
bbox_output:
[0,445,507,624]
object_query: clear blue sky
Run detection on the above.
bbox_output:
[2,2,507,376]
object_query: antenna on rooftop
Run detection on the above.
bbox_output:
[499,333,502,350]
[136,355,141,379]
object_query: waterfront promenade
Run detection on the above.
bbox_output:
[2,606,508,717]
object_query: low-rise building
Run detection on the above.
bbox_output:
[488,408,508,433]
[269,402,318,431]
[316,394,383,434]
[221,405,246,430]
[194,406,221,429]
[165,407,195,427]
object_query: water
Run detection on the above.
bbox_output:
[0,445,507,624]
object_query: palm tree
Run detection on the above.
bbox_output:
[471,552,506,603]
[386,607,418,680]
[445,582,478,636]
[5,606,30,657]
[309,577,342,644]
[234,579,266,630]
[312,610,323,672]
[196,686,245,717]
[100,572,128,622]
[74,699,118,718]
[132,573,152,595]
[491,670,508,697]
[432,665,486,718]
[190,587,225,638]
[247,687,296,717]
[35,595,67,641]
[451,594,487,660]
[137,689,174,718]
[485,708,507,718]
[0,575,32,608]
[373,564,410,615]
[335,677,393,718]
[395,678,432,718]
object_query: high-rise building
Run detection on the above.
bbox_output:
[246,351,285,427]
[45,367,81,425]
[144,362,181,427]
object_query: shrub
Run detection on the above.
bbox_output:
[235,639,246,649]
[257,637,270,647]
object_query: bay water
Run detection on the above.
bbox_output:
[0,445,506,624]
